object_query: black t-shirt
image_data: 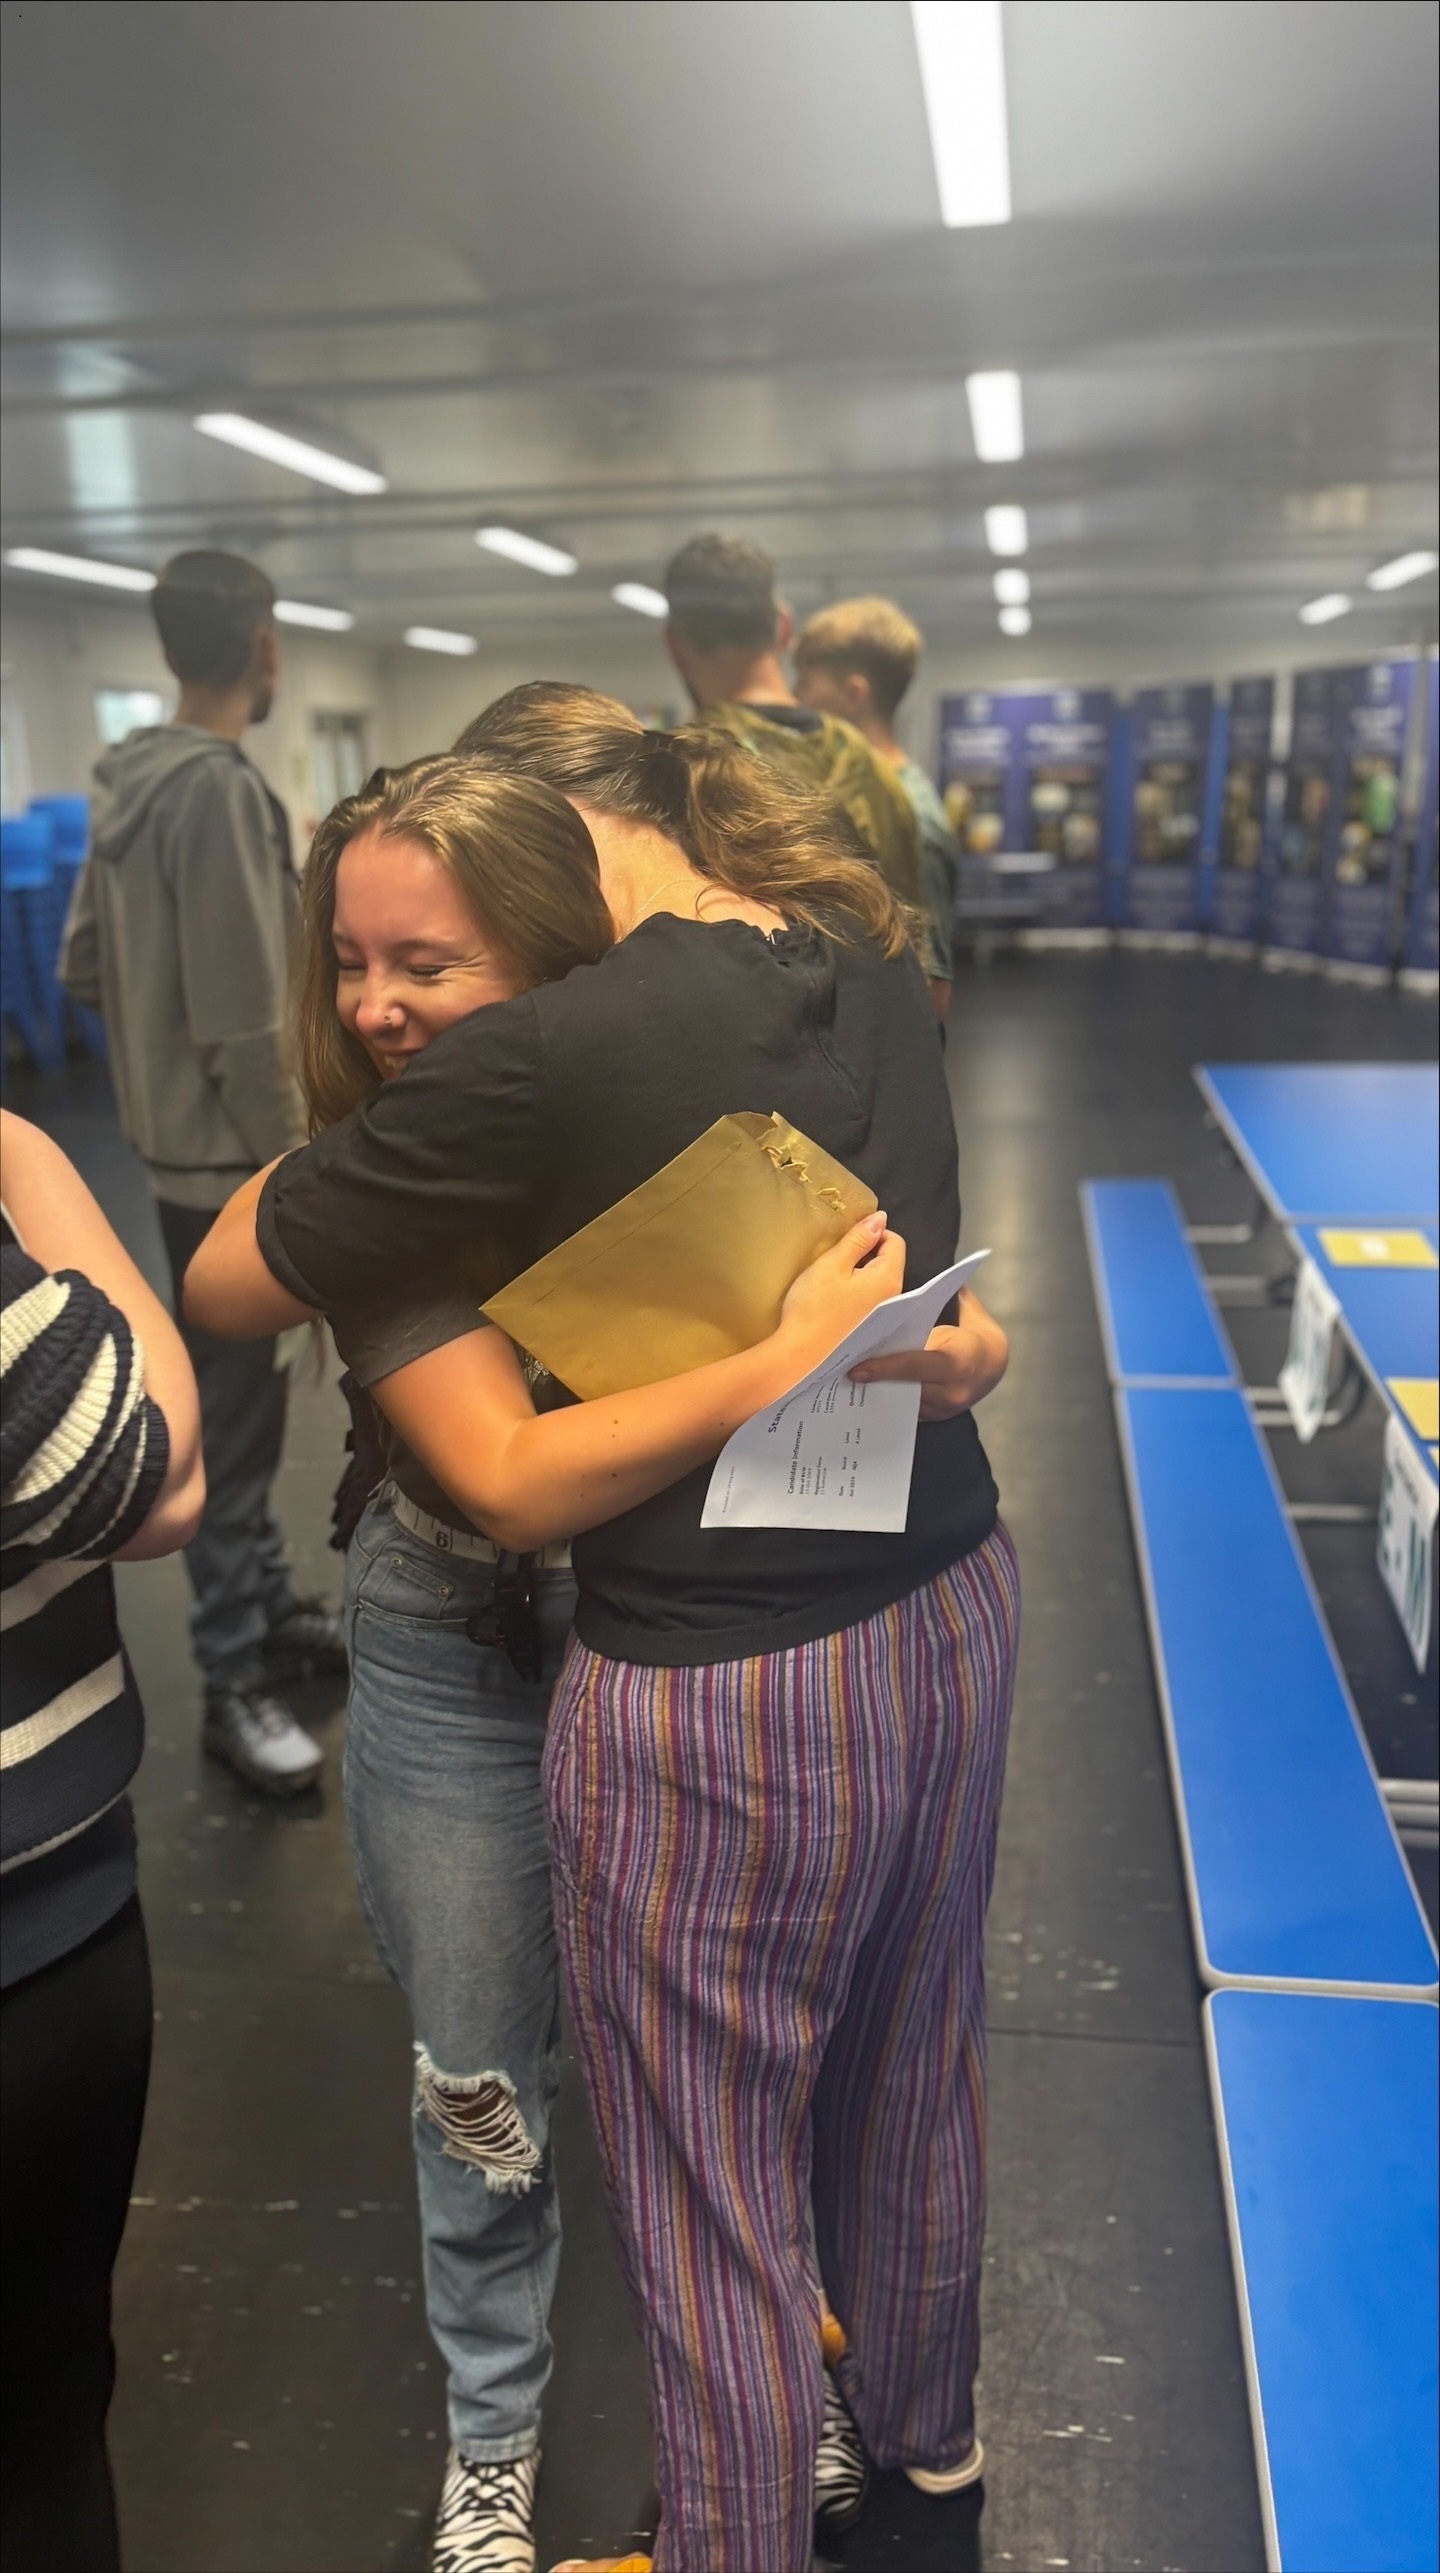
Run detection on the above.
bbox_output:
[259,916,998,1663]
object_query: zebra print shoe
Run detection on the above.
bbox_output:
[432,2448,538,2573]
[813,2367,870,2545]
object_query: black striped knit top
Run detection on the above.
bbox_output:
[1,1209,168,1986]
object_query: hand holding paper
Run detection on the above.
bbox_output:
[702,1249,992,1533]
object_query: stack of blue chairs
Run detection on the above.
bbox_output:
[0,795,104,1081]
[1,812,62,1076]
[27,794,105,1063]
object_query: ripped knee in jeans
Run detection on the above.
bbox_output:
[413,2048,544,2195]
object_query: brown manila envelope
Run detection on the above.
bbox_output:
[481,1112,877,1398]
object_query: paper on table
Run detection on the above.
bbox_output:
[701,1250,991,1533]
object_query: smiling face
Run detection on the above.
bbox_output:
[332,826,525,1077]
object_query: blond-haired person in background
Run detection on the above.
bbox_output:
[795,598,961,1024]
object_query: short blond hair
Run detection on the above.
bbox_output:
[794,597,924,720]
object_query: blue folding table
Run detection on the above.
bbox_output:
[1196,1063,1440,1225]
[1289,1223,1439,1482]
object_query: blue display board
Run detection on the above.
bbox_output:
[1210,677,1275,943]
[940,688,1117,928]
[1120,684,1216,934]
[1322,658,1417,970]
[1402,651,1438,978]
[1266,668,1338,957]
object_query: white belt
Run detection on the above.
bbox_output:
[387,1487,572,1570]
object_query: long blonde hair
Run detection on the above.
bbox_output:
[455,684,908,958]
[296,755,614,1131]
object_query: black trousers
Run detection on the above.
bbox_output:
[0,1897,153,2573]
[158,1198,296,1682]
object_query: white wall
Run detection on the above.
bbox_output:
[0,592,688,846]
[380,631,686,765]
[4,583,1433,836]
[0,590,397,856]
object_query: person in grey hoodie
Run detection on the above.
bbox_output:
[61,550,344,1795]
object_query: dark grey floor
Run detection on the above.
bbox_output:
[10,949,1435,2573]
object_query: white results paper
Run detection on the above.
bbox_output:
[701,1249,992,1533]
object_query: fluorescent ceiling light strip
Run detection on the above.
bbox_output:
[967,370,1024,463]
[403,625,478,655]
[5,545,155,591]
[992,567,1030,606]
[1365,550,1438,591]
[998,605,1032,637]
[274,599,355,631]
[910,1,1011,227]
[193,412,387,495]
[612,582,668,618]
[476,526,578,577]
[984,504,1028,557]
[1297,593,1351,626]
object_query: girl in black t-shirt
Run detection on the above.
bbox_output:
[287,756,904,2573]
[189,701,1016,2573]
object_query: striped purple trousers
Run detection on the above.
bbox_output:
[544,1524,1020,2573]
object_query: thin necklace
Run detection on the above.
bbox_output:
[628,872,706,931]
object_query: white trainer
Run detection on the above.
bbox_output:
[904,2437,985,2495]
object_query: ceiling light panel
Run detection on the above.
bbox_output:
[1365,551,1438,591]
[403,626,478,655]
[612,582,668,618]
[1297,593,1352,625]
[193,413,387,495]
[274,600,355,631]
[5,546,156,590]
[967,371,1024,463]
[998,605,1032,637]
[910,1,1012,227]
[984,505,1029,557]
[476,527,578,577]
[992,567,1030,606]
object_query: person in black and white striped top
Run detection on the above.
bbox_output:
[1,1108,203,2573]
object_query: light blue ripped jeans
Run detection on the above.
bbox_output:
[342,1487,575,2464]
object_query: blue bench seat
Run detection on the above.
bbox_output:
[1082,1178,1235,1385]
[1206,1990,1438,2573]
[1118,1386,1437,1995]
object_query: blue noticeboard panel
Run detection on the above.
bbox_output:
[938,686,1117,928]
[1265,668,1338,957]
[1322,659,1418,969]
[1206,1991,1438,2573]
[1082,1180,1235,1384]
[1197,1062,1440,1222]
[1119,1386,1437,1994]
[1404,650,1438,976]
[1121,683,1215,935]
[1210,677,1276,942]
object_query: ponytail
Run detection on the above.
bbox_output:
[456,683,909,958]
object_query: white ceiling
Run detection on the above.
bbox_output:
[2,0,1436,661]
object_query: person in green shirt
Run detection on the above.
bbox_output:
[658,536,945,997]
[794,595,962,1023]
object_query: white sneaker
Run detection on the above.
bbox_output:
[905,2437,985,2494]
[432,2448,538,2573]
[202,1683,323,1795]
